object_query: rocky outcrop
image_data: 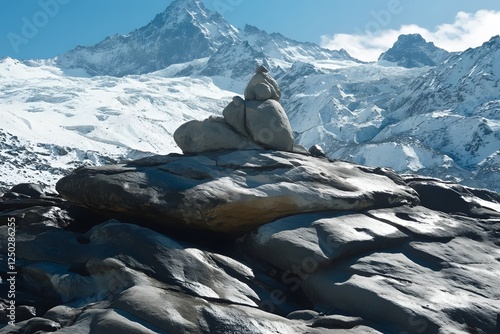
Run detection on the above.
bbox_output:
[55,150,419,235]
[2,156,500,333]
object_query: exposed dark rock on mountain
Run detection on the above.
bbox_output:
[378,34,450,68]
[2,150,499,333]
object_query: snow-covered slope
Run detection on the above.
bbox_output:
[56,0,239,76]
[278,61,426,148]
[276,37,499,191]
[0,57,235,191]
[374,36,500,186]
[241,25,357,68]
[389,35,500,120]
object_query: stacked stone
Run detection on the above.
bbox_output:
[174,66,295,153]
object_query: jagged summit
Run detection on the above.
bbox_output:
[151,0,233,33]
[483,34,500,48]
[56,0,239,76]
[150,0,208,28]
[378,33,450,68]
[170,0,203,8]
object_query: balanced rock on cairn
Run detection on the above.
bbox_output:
[174,66,296,153]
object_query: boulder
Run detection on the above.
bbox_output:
[406,177,500,218]
[223,97,295,151]
[287,309,320,321]
[308,144,326,158]
[241,186,500,333]
[242,211,409,271]
[8,317,61,333]
[55,150,419,234]
[244,65,281,101]
[7,183,49,198]
[173,116,262,154]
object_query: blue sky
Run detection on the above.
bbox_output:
[1,0,500,61]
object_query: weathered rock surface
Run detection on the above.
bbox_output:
[173,116,262,153]
[242,186,500,333]
[55,150,419,234]
[0,194,380,333]
[2,153,500,333]
[223,96,295,151]
[244,65,281,101]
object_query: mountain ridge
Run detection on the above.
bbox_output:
[56,0,240,76]
[55,0,358,77]
[277,35,499,192]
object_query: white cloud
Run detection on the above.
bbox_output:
[321,10,500,62]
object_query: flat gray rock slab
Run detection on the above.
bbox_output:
[242,199,500,333]
[56,150,419,234]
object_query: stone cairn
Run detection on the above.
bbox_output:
[174,65,298,154]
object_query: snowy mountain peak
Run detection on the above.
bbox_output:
[397,33,427,44]
[56,0,239,76]
[170,0,203,9]
[390,33,500,120]
[155,0,225,29]
[379,33,450,68]
[154,0,205,23]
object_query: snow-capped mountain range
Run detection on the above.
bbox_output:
[1,0,499,193]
